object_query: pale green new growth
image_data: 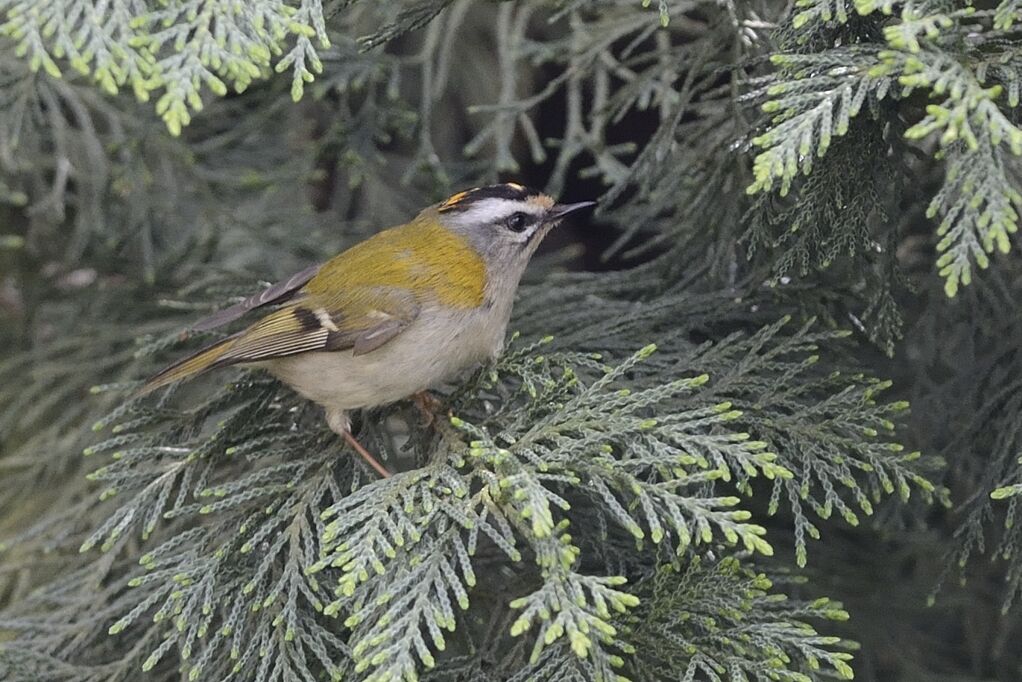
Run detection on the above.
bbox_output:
[626,558,856,681]
[0,0,329,134]
[750,0,1022,297]
[748,49,884,196]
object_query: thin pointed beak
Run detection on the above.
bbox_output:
[547,201,597,221]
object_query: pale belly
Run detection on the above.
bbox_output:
[261,304,507,412]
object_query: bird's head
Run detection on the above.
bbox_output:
[428,183,595,268]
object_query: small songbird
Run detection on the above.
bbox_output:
[141,183,595,478]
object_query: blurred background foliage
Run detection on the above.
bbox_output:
[1,0,1021,680]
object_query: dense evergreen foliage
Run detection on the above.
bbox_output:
[1,1,1020,680]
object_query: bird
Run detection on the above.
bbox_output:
[140,183,595,478]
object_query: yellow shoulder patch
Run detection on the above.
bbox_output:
[306,219,487,309]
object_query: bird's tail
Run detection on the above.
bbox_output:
[138,335,238,396]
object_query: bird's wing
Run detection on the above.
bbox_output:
[211,286,421,365]
[191,263,322,332]
[139,286,419,394]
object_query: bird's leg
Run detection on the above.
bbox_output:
[342,431,392,479]
[325,408,392,478]
[412,390,448,427]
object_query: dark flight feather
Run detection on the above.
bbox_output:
[191,263,321,331]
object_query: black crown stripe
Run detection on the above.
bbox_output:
[439,183,541,212]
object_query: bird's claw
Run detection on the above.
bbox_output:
[412,391,450,427]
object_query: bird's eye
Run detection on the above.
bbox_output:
[504,212,529,233]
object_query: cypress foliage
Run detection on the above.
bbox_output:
[0,1,1019,680]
